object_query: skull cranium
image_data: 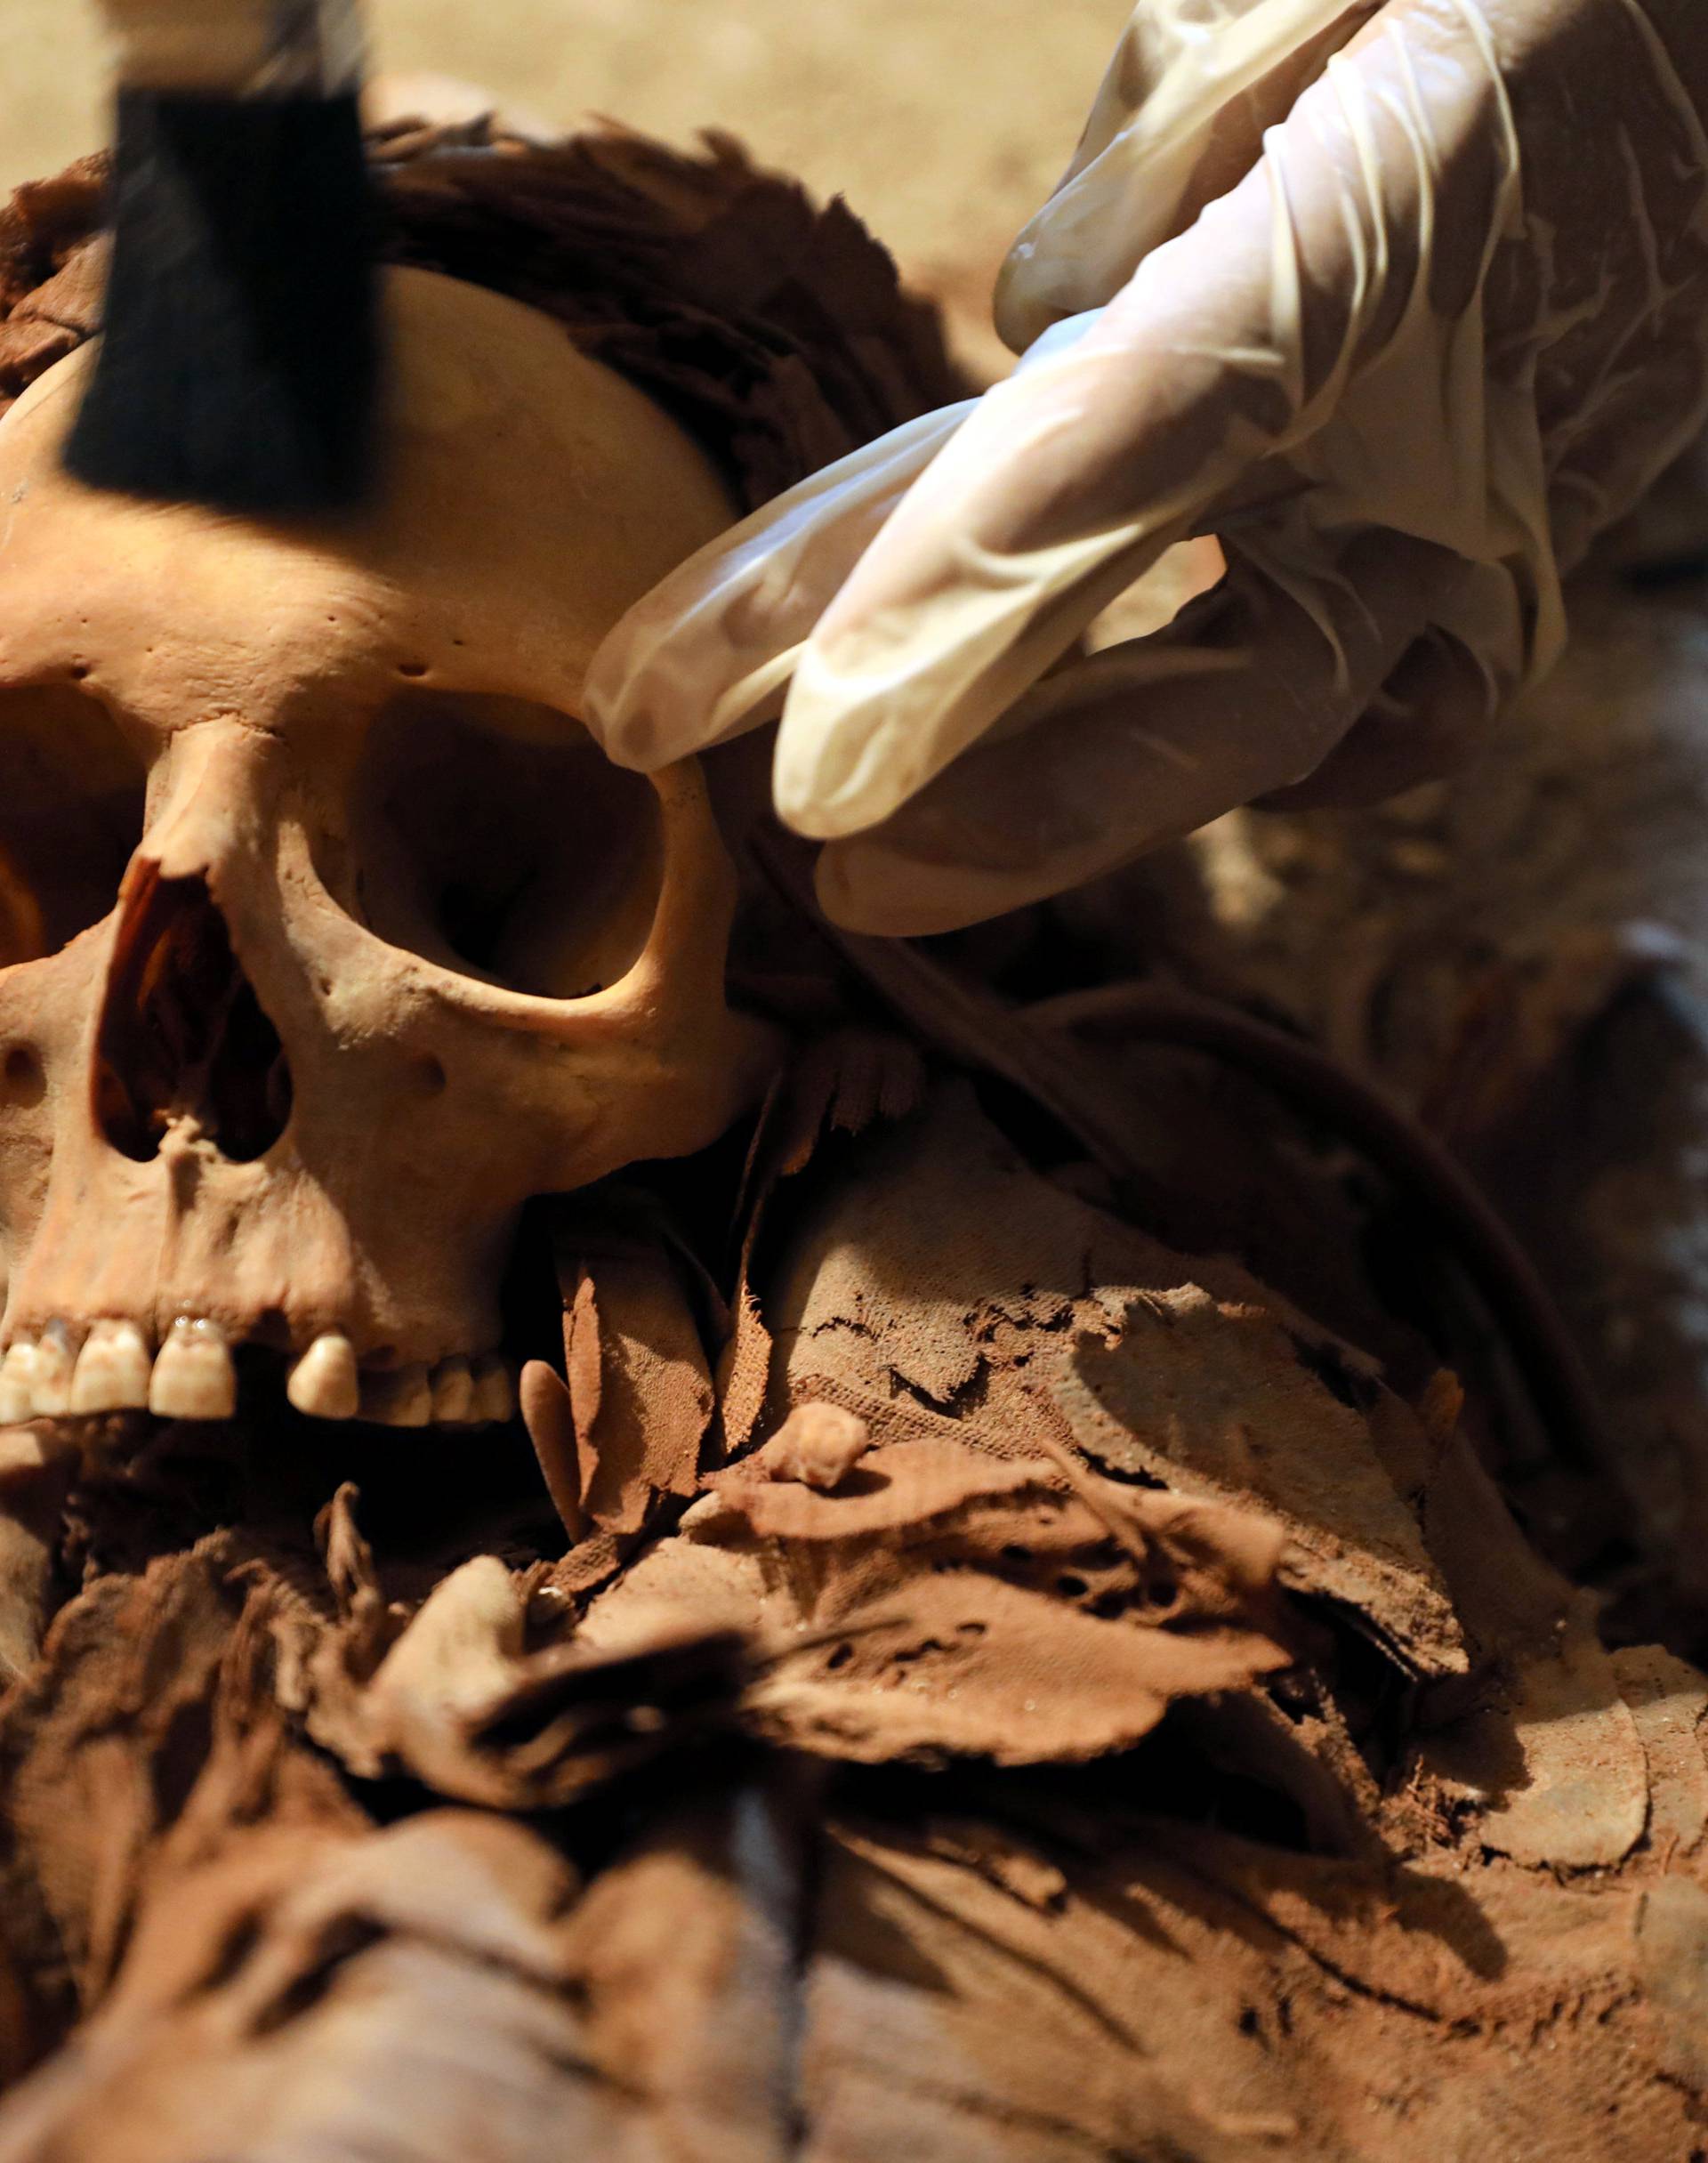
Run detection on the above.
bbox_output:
[0,267,777,1431]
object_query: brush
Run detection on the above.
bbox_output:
[64,0,381,514]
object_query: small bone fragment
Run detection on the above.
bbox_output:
[764,1401,872,1490]
[519,1359,585,1540]
[287,1333,360,1421]
[29,1323,77,1416]
[68,1320,152,1414]
[471,1356,517,1425]
[363,1366,432,1428]
[149,1318,238,1421]
[0,1344,37,1425]
[430,1356,475,1425]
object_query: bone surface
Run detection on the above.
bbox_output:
[148,1320,238,1422]
[29,1323,75,1417]
[471,1357,518,1426]
[68,1319,151,1414]
[430,1356,475,1425]
[286,1333,360,1422]
[362,1366,433,1429]
[0,266,780,1395]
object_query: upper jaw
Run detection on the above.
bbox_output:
[0,1313,518,1433]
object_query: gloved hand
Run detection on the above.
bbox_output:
[585,0,1708,933]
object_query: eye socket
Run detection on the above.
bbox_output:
[0,685,148,965]
[350,692,665,999]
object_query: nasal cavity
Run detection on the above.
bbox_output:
[93,862,294,1164]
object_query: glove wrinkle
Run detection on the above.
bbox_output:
[585,0,1708,933]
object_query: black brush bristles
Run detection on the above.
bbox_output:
[64,87,380,516]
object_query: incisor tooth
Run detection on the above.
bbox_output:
[0,1343,37,1425]
[471,1355,517,1425]
[430,1356,474,1425]
[363,1366,431,1427]
[69,1320,153,1415]
[287,1333,360,1421]
[31,1323,76,1416]
[149,1318,238,1421]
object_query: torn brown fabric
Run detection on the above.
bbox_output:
[802,1793,1708,2162]
[0,1531,365,2056]
[1062,560,1708,1641]
[0,1814,607,2163]
[290,1536,749,1811]
[719,1027,931,1462]
[0,1773,815,2163]
[0,159,106,404]
[559,1782,810,2163]
[553,1192,717,1537]
[747,1076,1466,1683]
[585,1435,1293,1765]
[9,1768,1708,2162]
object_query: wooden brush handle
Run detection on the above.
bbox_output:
[97,0,363,98]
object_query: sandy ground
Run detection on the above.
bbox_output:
[2,0,1131,374]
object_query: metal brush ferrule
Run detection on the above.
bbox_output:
[101,0,364,99]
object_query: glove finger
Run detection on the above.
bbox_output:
[775,5,1521,846]
[581,317,1108,773]
[998,0,1382,351]
[581,405,973,771]
[810,529,1468,935]
[1262,622,1494,810]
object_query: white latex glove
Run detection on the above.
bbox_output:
[585,0,1708,933]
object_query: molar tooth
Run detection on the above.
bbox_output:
[430,1356,474,1425]
[0,1343,38,1425]
[30,1323,77,1416]
[69,1320,153,1415]
[149,1318,238,1421]
[287,1333,360,1422]
[363,1365,431,1428]
[471,1355,517,1426]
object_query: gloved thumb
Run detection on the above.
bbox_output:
[812,529,1479,933]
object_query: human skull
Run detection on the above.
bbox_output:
[0,267,776,1432]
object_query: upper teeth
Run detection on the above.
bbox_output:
[150,1316,239,1420]
[29,1322,76,1416]
[361,1364,432,1429]
[71,1319,155,1415]
[0,1320,516,1430]
[286,1332,359,1421]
